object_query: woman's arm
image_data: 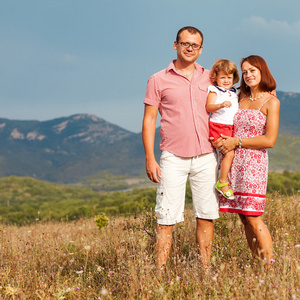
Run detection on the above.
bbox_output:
[221,97,280,152]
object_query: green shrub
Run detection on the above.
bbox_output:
[95,213,109,230]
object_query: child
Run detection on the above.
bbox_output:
[206,59,240,200]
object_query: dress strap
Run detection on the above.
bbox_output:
[239,96,246,102]
[259,97,272,111]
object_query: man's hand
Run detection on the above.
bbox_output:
[146,159,161,183]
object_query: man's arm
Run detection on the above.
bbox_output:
[142,104,161,183]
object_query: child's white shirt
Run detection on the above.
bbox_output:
[208,85,239,125]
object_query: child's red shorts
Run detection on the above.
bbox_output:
[209,121,234,141]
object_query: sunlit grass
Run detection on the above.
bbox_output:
[0,194,299,299]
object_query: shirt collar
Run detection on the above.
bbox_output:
[214,85,237,93]
[167,60,205,74]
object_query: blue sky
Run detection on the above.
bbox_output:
[0,0,299,133]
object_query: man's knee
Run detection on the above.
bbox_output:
[196,218,213,227]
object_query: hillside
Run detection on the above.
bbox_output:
[0,176,156,225]
[0,173,298,225]
[0,91,298,183]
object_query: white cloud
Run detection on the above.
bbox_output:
[242,16,300,40]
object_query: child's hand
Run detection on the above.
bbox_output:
[221,101,232,108]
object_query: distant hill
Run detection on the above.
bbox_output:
[276,91,300,136]
[0,91,298,183]
[0,114,135,182]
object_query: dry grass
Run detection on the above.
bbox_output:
[0,194,299,299]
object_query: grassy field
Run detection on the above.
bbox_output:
[0,193,299,299]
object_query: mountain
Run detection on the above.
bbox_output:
[276,91,299,136]
[0,91,298,183]
[0,114,136,182]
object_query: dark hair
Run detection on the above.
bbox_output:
[240,55,276,95]
[210,59,240,85]
[176,26,204,46]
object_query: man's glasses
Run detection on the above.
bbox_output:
[179,42,202,50]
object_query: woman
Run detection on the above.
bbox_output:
[213,55,280,266]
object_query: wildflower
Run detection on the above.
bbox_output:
[295,244,300,248]
[155,287,164,294]
[76,270,83,274]
[84,245,91,251]
[140,241,147,250]
[97,266,104,272]
[220,264,225,271]
[75,287,80,291]
[5,286,18,296]
[101,288,108,296]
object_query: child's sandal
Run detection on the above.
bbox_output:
[215,180,235,200]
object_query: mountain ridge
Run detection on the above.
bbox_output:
[0,91,299,183]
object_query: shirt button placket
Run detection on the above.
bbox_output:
[191,84,199,135]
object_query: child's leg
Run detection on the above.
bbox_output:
[219,150,234,194]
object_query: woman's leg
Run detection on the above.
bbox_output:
[239,214,273,264]
[239,214,257,253]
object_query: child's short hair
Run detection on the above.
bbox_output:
[210,59,240,85]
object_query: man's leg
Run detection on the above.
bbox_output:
[154,151,189,267]
[156,224,174,268]
[189,152,218,268]
[196,218,213,268]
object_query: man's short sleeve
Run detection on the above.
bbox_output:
[144,75,161,107]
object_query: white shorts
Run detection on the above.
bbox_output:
[155,151,219,225]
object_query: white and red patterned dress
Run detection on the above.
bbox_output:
[219,105,269,216]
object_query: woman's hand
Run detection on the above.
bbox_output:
[210,137,223,149]
[220,135,239,153]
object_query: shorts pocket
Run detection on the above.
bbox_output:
[160,150,175,161]
[155,186,165,218]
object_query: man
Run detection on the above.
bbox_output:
[142,26,219,269]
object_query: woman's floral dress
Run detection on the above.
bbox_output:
[219,100,271,216]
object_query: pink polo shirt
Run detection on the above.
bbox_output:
[144,60,214,158]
